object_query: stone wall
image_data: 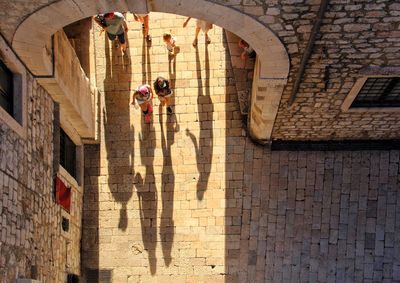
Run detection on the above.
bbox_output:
[37,30,97,139]
[212,0,400,140]
[269,0,400,140]
[64,17,97,83]
[215,0,400,140]
[0,75,82,283]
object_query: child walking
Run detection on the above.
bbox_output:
[154,76,173,114]
[131,84,154,123]
[163,32,177,55]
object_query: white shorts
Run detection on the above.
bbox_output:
[196,20,212,32]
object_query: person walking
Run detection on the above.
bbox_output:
[133,13,152,42]
[183,17,213,47]
[131,84,154,123]
[154,76,174,114]
[163,32,177,55]
[94,12,128,53]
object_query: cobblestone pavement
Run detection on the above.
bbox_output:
[82,12,400,283]
[83,12,238,283]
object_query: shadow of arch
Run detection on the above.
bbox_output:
[11,0,289,141]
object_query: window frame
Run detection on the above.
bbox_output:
[60,128,77,179]
[0,60,14,115]
[0,36,27,139]
[58,117,83,186]
[342,76,400,112]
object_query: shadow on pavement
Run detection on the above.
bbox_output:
[135,34,158,275]
[186,43,214,200]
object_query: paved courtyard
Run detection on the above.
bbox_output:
[84,12,237,282]
[82,12,400,283]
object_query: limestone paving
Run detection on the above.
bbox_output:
[82,12,400,283]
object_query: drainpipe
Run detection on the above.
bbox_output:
[287,0,329,106]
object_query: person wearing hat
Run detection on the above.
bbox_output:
[153,76,173,114]
[131,84,154,123]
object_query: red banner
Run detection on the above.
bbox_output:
[56,176,71,213]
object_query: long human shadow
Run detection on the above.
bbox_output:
[135,34,157,275]
[102,34,134,231]
[159,104,179,266]
[186,43,213,200]
[155,45,180,267]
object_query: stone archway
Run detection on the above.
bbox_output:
[12,0,289,142]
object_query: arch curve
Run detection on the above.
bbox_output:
[12,0,289,141]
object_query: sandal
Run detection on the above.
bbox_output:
[146,34,152,42]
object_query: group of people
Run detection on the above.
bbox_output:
[93,12,216,123]
[93,12,215,54]
[132,77,173,123]
[94,12,256,123]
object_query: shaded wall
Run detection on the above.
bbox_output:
[225,146,400,282]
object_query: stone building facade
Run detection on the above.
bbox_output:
[0,0,399,282]
[1,0,399,141]
[0,74,83,282]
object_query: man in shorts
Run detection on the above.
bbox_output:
[133,13,152,42]
[183,17,213,47]
[94,12,128,53]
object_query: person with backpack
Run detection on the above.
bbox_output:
[93,12,128,53]
[154,76,174,114]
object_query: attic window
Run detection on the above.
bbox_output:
[351,77,400,108]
